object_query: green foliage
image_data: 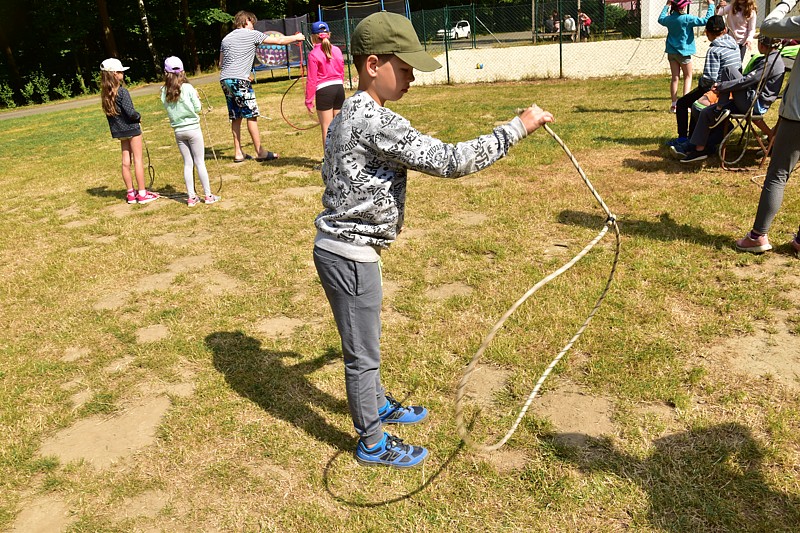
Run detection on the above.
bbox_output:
[0,84,15,108]
[605,4,629,30]
[194,8,234,26]
[26,71,50,104]
[53,78,72,100]
[20,82,34,106]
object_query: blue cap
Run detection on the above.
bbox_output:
[312,21,329,34]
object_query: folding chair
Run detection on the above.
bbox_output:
[719,44,791,170]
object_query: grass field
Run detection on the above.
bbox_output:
[2,75,800,531]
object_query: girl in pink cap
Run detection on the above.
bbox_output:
[305,21,345,152]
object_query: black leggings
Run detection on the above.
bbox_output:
[675,85,707,138]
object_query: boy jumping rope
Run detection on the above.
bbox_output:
[312,12,554,469]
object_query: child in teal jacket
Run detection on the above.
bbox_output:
[659,0,716,111]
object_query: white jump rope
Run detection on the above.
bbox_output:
[454,117,621,453]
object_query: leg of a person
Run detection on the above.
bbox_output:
[175,130,197,198]
[130,134,146,191]
[752,119,800,234]
[313,247,385,447]
[185,128,211,196]
[681,61,693,96]
[317,109,334,149]
[690,105,718,147]
[119,139,134,190]
[676,85,706,138]
[246,118,263,156]
[230,118,244,160]
[669,60,680,105]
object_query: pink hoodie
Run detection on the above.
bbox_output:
[305,43,345,110]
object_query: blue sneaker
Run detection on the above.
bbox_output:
[379,394,428,425]
[355,433,428,469]
[666,136,689,147]
[670,141,692,158]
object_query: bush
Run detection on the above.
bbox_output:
[29,71,50,103]
[53,78,72,100]
[20,82,34,106]
[605,5,629,31]
[0,84,15,108]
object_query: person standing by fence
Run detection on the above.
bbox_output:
[659,0,716,113]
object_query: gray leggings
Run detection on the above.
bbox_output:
[753,118,800,235]
[175,127,211,198]
[313,246,387,447]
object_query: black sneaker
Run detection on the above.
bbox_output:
[680,150,709,163]
[710,108,731,129]
[670,142,691,158]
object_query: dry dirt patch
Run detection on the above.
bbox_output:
[531,383,615,446]
[461,365,513,410]
[62,346,89,362]
[425,282,473,300]
[119,489,169,519]
[254,316,306,338]
[9,493,73,533]
[39,396,171,468]
[135,324,170,344]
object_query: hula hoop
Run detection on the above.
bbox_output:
[280,41,321,132]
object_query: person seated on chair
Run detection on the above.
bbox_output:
[669,15,741,148]
[679,35,785,163]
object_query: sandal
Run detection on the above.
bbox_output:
[256,151,279,162]
[233,154,253,163]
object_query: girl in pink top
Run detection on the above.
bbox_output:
[717,0,757,59]
[306,21,345,150]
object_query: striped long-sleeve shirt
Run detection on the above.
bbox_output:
[701,33,741,88]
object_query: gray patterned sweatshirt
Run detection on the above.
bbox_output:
[314,91,528,261]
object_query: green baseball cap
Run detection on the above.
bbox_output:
[351,12,442,72]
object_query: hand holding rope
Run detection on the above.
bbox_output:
[454,107,621,453]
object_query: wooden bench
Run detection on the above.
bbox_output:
[533,31,578,43]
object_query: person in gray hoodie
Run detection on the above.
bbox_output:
[736,0,800,253]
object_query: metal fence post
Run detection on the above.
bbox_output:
[444,6,451,84]
[558,0,563,78]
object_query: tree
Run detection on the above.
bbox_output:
[136,0,160,76]
[181,0,201,74]
[97,0,119,58]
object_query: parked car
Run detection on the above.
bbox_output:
[436,20,471,40]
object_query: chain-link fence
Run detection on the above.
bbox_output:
[302,1,732,87]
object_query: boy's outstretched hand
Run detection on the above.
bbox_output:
[519,104,554,135]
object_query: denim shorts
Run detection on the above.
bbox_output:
[220,78,260,120]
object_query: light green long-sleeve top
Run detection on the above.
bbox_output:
[761,1,800,121]
[160,83,201,133]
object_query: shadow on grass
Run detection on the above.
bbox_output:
[558,210,732,249]
[206,331,352,451]
[621,149,709,174]
[552,422,800,531]
[322,440,466,507]
[211,148,320,168]
[594,136,666,147]
[573,105,661,114]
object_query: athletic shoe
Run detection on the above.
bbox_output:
[379,393,428,425]
[126,190,137,204]
[790,236,800,254]
[354,432,428,469]
[735,232,772,253]
[670,142,691,158]
[136,190,160,204]
[680,149,710,163]
[666,136,689,147]
[187,196,200,207]
[203,194,220,204]
[710,108,731,129]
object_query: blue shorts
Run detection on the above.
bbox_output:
[220,78,260,120]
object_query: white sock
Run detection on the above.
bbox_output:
[138,190,146,197]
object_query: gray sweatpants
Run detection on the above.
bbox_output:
[753,118,800,235]
[313,246,387,447]
[175,127,211,198]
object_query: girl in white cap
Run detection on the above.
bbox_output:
[305,21,345,151]
[161,56,219,206]
[100,58,160,204]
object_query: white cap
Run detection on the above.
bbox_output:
[100,58,129,72]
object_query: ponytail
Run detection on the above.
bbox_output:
[321,35,332,60]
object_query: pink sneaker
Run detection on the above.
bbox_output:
[187,196,200,207]
[735,232,772,253]
[203,194,220,204]
[136,190,160,204]
[126,190,137,204]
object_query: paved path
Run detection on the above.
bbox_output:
[0,73,220,121]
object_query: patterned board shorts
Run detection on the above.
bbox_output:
[220,78,260,120]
